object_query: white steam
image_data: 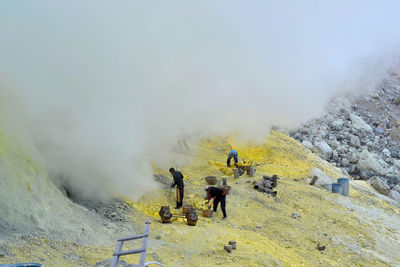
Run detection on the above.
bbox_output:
[0,1,399,199]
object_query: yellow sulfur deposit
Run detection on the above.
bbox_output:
[2,131,399,266]
[125,131,400,266]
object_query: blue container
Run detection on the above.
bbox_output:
[337,178,350,197]
[331,183,343,194]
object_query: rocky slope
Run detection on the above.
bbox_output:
[290,71,400,203]
[1,131,400,266]
[1,74,400,266]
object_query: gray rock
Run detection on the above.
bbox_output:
[349,114,373,133]
[387,177,400,186]
[302,140,314,150]
[388,190,400,202]
[330,119,344,131]
[291,213,299,219]
[357,149,385,175]
[349,152,359,164]
[314,141,333,160]
[370,177,390,196]
[360,170,374,180]
[332,150,338,160]
[349,164,359,175]
[341,158,350,167]
[349,135,360,147]
[382,149,391,157]
[375,126,385,135]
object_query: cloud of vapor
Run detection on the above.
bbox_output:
[0,1,400,199]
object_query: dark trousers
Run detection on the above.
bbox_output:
[213,195,227,217]
[176,186,184,208]
[227,155,238,167]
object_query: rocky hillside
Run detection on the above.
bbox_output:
[291,71,400,203]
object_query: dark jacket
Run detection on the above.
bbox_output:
[171,171,184,188]
[208,187,224,199]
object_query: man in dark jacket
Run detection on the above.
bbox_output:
[169,167,184,209]
[205,186,227,219]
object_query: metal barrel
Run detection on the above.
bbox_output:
[337,178,350,197]
[331,183,343,194]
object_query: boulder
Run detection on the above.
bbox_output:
[302,140,314,150]
[370,177,390,196]
[341,158,350,167]
[359,170,374,180]
[314,141,333,160]
[349,114,373,133]
[357,149,385,175]
[349,152,359,164]
[387,176,400,186]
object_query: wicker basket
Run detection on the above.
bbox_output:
[182,204,193,214]
[205,176,217,185]
[202,209,213,217]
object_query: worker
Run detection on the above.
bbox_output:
[227,149,238,167]
[169,167,184,209]
[205,186,227,219]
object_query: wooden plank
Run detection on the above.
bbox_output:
[139,219,150,266]
[114,248,146,256]
[117,233,148,242]
[111,241,123,267]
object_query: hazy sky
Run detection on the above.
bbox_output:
[1,1,399,199]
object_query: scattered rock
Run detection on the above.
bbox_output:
[291,213,299,219]
[349,135,360,147]
[330,119,344,131]
[370,177,390,196]
[228,241,237,250]
[375,126,385,135]
[224,245,232,253]
[156,235,161,240]
[357,150,385,176]
[349,114,373,133]
[317,243,326,251]
[314,141,333,160]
